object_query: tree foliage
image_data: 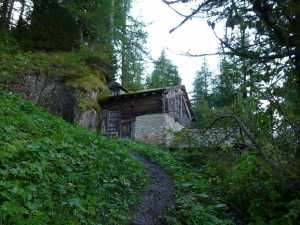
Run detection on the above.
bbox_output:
[193,58,212,103]
[0,0,148,84]
[192,58,215,128]
[146,50,181,89]
[119,16,148,91]
[164,0,300,159]
[169,1,300,223]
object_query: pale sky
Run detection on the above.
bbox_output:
[131,0,221,94]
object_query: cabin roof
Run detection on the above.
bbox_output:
[101,85,183,102]
[108,82,129,93]
[100,85,195,120]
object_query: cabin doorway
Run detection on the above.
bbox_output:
[120,120,134,139]
[103,110,120,137]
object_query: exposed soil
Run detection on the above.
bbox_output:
[130,154,175,225]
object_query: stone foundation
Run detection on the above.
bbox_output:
[134,113,183,146]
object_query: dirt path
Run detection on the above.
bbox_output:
[130,154,174,225]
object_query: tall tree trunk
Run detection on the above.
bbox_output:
[79,24,84,45]
[6,0,14,26]
[294,1,300,161]
[110,0,115,42]
[121,29,127,87]
[0,0,9,29]
[240,23,248,99]
[295,50,300,161]
[17,0,25,25]
[109,0,115,63]
[121,0,128,87]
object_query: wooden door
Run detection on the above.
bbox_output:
[121,120,133,139]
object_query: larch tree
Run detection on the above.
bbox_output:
[146,50,181,89]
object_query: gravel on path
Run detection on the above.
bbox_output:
[130,154,175,225]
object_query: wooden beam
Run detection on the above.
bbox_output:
[183,96,192,120]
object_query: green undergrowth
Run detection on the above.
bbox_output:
[147,146,300,225]
[178,148,300,225]
[0,92,147,225]
[3,90,298,225]
[119,139,300,225]
[118,140,234,225]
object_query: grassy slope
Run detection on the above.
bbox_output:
[0,51,108,92]
[0,91,234,225]
[0,92,147,225]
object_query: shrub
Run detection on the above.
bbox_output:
[223,153,300,224]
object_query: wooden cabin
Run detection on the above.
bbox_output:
[100,83,195,145]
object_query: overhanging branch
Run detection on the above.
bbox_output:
[167,0,212,33]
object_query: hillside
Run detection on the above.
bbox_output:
[1,0,300,224]
[0,38,299,225]
[1,92,299,225]
[0,37,113,131]
[0,91,146,225]
[0,91,238,225]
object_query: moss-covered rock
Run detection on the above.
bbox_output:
[0,44,114,132]
[8,74,103,132]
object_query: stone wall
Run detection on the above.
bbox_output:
[171,128,251,149]
[10,74,100,132]
[134,113,184,146]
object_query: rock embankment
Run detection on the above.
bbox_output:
[10,75,100,131]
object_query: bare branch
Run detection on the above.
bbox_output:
[162,0,189,17]
[209,25,293,61]
[182,51,230,57]
[162,0,183,4]
[168,0,211,33]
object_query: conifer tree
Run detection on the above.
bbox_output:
[146,51,181,89]
[192,58,214,128]
[119,16,148,91]
[163,0,300,159]
[193,58,212,104]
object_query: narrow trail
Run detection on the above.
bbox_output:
[130,154,175,225]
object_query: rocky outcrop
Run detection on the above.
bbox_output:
[10,74,101,132]
[75,109,98,132]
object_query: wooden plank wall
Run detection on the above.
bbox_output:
[102,94,163,120]
[101,88,193,138]
[163,88,192,127]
